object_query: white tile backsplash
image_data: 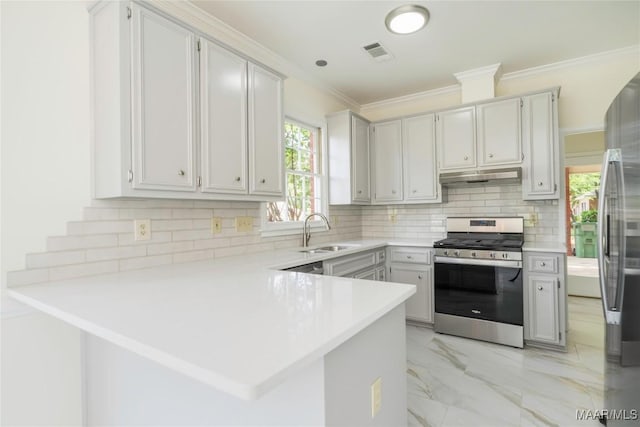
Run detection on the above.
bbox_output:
[7,184,559,287]
[8,200,362,286]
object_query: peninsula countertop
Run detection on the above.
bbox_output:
[8,240,418,400]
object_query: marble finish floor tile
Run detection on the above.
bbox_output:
[407,296,612,426]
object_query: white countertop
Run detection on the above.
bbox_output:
[522,242,567,253]
[8,240,416,400]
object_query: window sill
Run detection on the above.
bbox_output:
[260,221,330,238]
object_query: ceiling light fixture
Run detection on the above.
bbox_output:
[315,59,328,67]
[385,5,430,35]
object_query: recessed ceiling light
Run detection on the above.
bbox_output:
[315,59,328,67]
[385,5,430,35]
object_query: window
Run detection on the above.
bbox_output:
[264,119,326,233]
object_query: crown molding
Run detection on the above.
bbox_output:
[155,0,360,111]
[501,45,640,81]
[453,63,503,84]
[359,84,460,112]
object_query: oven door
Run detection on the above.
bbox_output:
[434,257,523,326]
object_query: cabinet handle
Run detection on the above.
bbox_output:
[178,170,185,176]
[540,262,546,267]
[357,190,362,194]
[489,153,494,158]
[538,181,544,186]
[464,155,469,160]
[412,189,417,193]
[260,178,266,183]
[392,190,396,194]
[537,286,543,291]
[418,275,423,280]
[235,177,241,182]
[406,255,413,259]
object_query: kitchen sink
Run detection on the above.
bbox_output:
[298,245,355,254]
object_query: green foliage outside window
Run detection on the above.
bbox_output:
[266,121,322,223]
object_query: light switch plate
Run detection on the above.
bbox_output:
[235,216,253,232]
[134,219,151,241]
[211,217,222,234]
[371,377,382,418]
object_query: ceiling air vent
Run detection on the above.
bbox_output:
[362,41,393,62]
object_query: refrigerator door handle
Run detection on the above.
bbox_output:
[598,148,623,325]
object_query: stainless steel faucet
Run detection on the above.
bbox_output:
[302,213,331,247]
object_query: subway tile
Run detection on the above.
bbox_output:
[147,241,194,256]
[6,269,49,287]
[47,234,118,252]
[151,219,193,231]
[49,261,118,282]
[26,250,86,269]
[119,255,173,272]
[118,208,173,220]
[172,208,213,219]
[214,246,247,258]
[85,246,147,262]
[117,231,172,246]
[172,229,213,242]
[193,238,231,250]
[173,250,214,264]
[67,220,132,236]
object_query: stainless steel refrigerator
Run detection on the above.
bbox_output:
[598,71,640,425]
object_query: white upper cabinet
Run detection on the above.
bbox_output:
[522,91,559,200]
[248,64,284,196]
[352,115,371,203]
[403,114,440,203]
[327,111,370,205]
[436,106,476,171]
[90,2,284,201]
[372,120,403,203]
[199,39,248,194]
[130,4,197,192]
[477,98,522,167]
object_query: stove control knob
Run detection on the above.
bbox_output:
[454,250,460,257]
[489,252,496,259]
[443,250,449,256]
[502,253,509,259]
[471,252,477,258]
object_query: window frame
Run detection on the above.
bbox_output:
[261,117,329,237]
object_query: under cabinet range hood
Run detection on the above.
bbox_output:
[439,167,522,186]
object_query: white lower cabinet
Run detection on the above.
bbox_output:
[323,248,386,280]
[387,247,434,324]
[523,251,567,348]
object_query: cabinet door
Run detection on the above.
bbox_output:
[351,115,371,202]
[522,92,558,200]
[200,39,247,194]
[390,265,432,323]
[248,63,284,196]
[130,5,197,192]
[403,114,439,202]
[436,106,476,171]
[372,120,403,203]
[354,268,377,280]
[477,98,522,167]
[527,275,560,344]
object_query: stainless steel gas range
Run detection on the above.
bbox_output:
[433,217,524,348]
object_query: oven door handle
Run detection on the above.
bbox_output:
[434,256,522,269]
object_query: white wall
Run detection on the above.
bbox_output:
[0,1,352,425]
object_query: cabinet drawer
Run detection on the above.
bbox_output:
[376,250,386,264]
[389,247,431,264]
[527,255,559,274]
[324,252,377,277]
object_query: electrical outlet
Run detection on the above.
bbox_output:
[331,215,339,226]
[211,217,222,234]
[235,216,253,232]
[371,377,382,418]
[389,214,397,224]
[134,219,151,241]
